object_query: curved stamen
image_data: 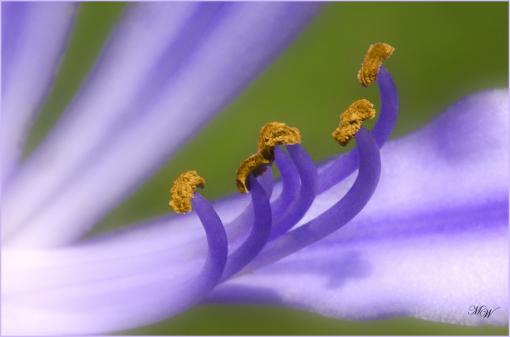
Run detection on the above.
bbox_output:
[270,144,318,238]
[222,175,271,280]
[318,65,398,192]
[257,166,274,197]
[369,66,399,145]
[230,121,302,241]
[250,127,380,268]
[224,168,273,243]
[168,170,229,281]
[191,193,229,286]
[271,146,300,217]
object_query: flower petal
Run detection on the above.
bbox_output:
[1,2,217,241]
[209,89,509,325]
[2,90,507,332]
[5,2,319,248]
[2,192,228,335]
[1,2,76,181]
[299,89,508,242]
[210,216,508,326]
[37,89,505,267]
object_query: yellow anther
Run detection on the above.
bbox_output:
[236,121,301,193]
[169,170,206,214]
[357,42,395,87]
[236,152,271,193]
[257,121,301,160]
[332,99,376,146]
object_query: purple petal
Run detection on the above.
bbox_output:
[210,89,509,325]
[1,2,76,181]
[2,90,507,332]
[5,3,319,247]
[2,192,228,335]
[211,216,508,325]
[2,2,217,241]
[299,89,508,243]
[57,89,507,267]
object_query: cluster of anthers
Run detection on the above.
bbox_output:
[168,42,398,278]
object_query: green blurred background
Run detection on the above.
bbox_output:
[24,2,508,335]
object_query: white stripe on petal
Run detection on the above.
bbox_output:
[1,2,76,181]
[6,3,318,247]
[2,2,202,239]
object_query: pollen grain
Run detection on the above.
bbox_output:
[357,42,395,87]
[257,121,301,160]
[236,152,271,193]
[332,99,376,146]
[169,170,206,214]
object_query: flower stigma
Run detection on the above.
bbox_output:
[169,170,206,213]
[357,42,395,87]
[332,99,377,146]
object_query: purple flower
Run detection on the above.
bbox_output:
[2,2,507,335]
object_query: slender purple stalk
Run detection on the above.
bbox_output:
[250,128,381,268]
[258,166,274,197]
[224,168,273,242]
[271,146,300,218]
[222,175,272,280]
[371,66,399,147]
[318,66,398,192]
[270,144,318,238]
[191,193,228,286]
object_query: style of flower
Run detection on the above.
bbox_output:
[2,2,508,336]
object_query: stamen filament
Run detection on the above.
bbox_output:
[257,166,275,197]
[318,65,398,192]
[270,144,318,238]
[224,169,274,243]
[249,128,381,268]
[369,66,399,144]
[222,175,272,280]
[191,193,229,284]
[270,146,300,217]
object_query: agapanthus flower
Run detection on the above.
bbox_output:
[1,2,508,336]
